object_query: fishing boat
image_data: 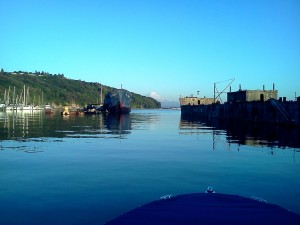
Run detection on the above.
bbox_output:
[103,89,132,114]
[83,104,102,115]
[44,104,52,114]
[104,187,300,225]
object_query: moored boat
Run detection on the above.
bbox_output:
[103,89,132,114]
[0,103,5,110]
[61,106,83,115]
[83,104,102,115]
[22,105,34,110]
[5,105,17,111]
[44,104,52,114]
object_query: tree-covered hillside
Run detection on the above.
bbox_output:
[0,69,161,108]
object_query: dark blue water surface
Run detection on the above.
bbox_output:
[0,109,300,224]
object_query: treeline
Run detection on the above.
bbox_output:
[0,69,161,108]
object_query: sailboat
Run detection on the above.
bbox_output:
[0,89,7,110]
[22,85,34,111]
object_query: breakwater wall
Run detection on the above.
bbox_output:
[181,99,300,126]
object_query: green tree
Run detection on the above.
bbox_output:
[0,71,161,108]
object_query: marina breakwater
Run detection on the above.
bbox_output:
[180,99,300,126]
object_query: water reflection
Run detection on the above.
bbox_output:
[180,115,300,149]
[105,113,131,136]
[0,111,131,140]
[130,110,160,130]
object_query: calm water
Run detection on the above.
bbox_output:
[0,109,300,224]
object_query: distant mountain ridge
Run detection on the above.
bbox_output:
[0,70,161,109]
[160,100,180,108]
[148,91,179,108]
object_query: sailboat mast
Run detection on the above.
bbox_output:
[27,87,30,105]
[24,85,26,106]
[8,86,10,105]
[101,85,103,104]
[13,87,16,106]
[4,89,6,104]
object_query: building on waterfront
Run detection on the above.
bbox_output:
[180,89,279,105]
[179,97,215,106]
[227,90,278,103]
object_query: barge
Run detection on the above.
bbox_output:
[180,88,300,126]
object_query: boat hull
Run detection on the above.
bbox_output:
[104,193,300,225]
[103,89,132,114]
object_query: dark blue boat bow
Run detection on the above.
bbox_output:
[104,192,300,225]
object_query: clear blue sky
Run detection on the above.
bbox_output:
[1,0,299,102]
